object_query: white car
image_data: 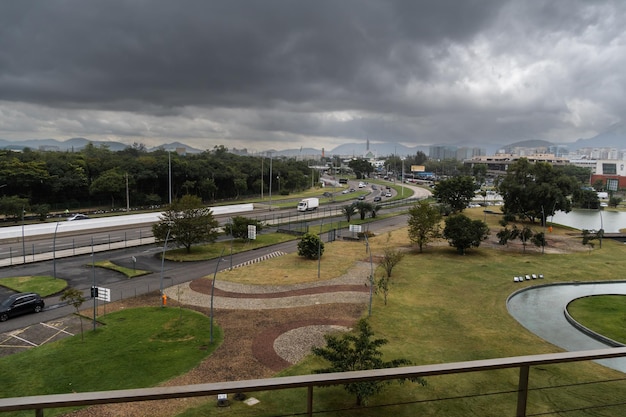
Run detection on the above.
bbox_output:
[67,214,89,221]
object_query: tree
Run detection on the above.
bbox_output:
[609,196,622,208]
[378,247,404,279]
[376,274,391,305]
[152,194,219,253]
[312,318,425,406]
[342,204,357,222]
[354,201,373,220]
[370,203,382,218]
[407,201,442,252]
[89,168,126,208]
[0,195,29,222]
[572,188,599,209]
[30,203,50,222]
[61,288,86,341]
[496,159,575,224]
[582,228,604,251]
[347,159,374,179]
[223,216,264,240]
[433,176,476,213]
[443,214,489,255]
[297,232,324,260]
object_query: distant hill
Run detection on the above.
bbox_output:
[0,138,204,153]
[569,122,626,150]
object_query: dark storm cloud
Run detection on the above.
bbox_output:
[0,0,624,149]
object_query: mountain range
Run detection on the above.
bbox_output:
[1,122,624,157]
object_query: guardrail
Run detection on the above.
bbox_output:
[1,347,625,416]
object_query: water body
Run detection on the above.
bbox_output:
[550,209,626,233]
[507,282,626,373]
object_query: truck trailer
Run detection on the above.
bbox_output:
[297,197,319,212]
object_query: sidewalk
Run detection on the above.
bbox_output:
[0,237,156,268]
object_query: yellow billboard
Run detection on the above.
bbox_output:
[411,165,425,172]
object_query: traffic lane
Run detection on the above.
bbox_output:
[0,213,408,331]
[0,239,301,331]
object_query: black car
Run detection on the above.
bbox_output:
[373,196,382,202]
[0,292,45,321]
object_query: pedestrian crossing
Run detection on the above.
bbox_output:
[231,251,287,269]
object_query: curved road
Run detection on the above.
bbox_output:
[507,281,626,372]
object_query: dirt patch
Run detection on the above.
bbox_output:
[65,291,364,417]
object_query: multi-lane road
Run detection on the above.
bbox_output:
[0,180,431,331]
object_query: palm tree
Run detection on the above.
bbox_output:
[342,204,357,222]
[354,201,373,220]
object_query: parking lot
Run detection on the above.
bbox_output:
[0,315,86,358]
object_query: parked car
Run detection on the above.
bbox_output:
[0,292,45,322]
[67,213,89,221]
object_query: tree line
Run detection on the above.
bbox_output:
[0,143,318,219]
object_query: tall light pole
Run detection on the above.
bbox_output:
[125,172,130,212]
[261,157,264,199]
[168,150,172,204]
[269,152,273,211]
[401,158,405,197]
[160,228,171,307]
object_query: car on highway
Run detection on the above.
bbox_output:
[373,196,382,202]
[358,195,366,200]
[385,192,392,197]
[67,213,89,221]
[0,292,45,322]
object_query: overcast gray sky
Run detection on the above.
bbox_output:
[0,0,624,152]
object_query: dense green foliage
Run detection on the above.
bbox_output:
[312,318,424,406]
[297,232,324,259]
[152,195,219,253]
[496,158,576,224]
[443,214,489,254]
[0,144,317,213]
[407,201,442,252]
[348,158,374,179]
[432,175,476,213]
[223,215,264,240]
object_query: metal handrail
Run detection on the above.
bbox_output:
[1,347,625,416]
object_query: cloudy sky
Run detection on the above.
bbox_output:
[1,0,624,152]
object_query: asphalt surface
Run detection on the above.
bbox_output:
[0,213,410,335]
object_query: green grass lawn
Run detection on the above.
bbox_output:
[567,295,626,344]
[1,307,222,417]
[93,260,151,278]
[175,222,626,416]
[0,275,67,296]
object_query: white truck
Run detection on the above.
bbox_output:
[297,197,319,212]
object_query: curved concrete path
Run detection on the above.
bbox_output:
[507,281,626,372]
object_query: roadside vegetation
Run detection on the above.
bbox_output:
[0,307,222,417]
[93,260,151,278]
[0,275,66,296]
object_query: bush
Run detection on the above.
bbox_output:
[297,233,324,260]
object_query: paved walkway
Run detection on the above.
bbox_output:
[164,261,372,310]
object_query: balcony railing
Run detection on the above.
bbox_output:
[1,347,625,416]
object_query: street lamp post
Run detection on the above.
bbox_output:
[168,150,172,204]
[401,158,405,196]
[160,228,171,307]
[269,152,273,211]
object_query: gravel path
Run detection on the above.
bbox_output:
[66,262,372,417]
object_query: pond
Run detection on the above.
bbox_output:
[550,209,626,233]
